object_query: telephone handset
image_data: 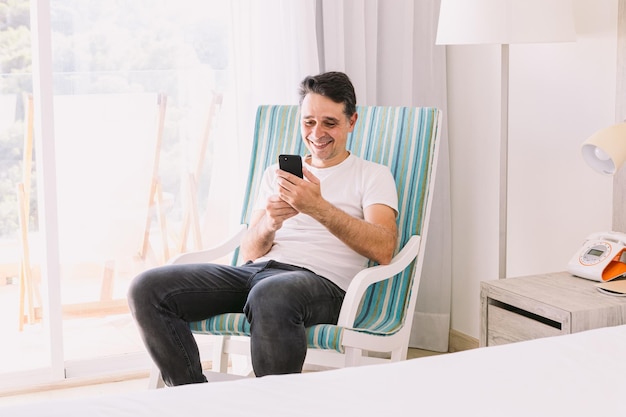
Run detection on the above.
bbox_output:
[567,231,626,282]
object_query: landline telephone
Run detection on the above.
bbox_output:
[567,231,626,282]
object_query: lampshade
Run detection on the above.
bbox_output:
[581,123,626,175]
[436,0,576,45]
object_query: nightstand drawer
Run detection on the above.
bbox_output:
[480,272,626,347]
[486,302,564,346]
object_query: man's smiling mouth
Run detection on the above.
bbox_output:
[308,138,333,149]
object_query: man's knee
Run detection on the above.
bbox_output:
[244,281,298,325]
[127,268,163,315]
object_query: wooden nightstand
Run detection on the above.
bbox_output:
[480,271,626,347]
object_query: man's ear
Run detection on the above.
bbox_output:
[349,113,358,130]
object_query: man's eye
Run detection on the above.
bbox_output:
[304,121,314,126]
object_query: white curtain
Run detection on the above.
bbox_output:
[229,0,451,352]
[222,0,320,221]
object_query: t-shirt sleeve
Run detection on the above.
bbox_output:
[363,164,399,216]
[253,164,278,212]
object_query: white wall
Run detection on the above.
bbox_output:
[447,0,618,338]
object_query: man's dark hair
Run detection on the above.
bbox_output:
[298,71,357,117]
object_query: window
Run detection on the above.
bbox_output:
[0,0,239,388]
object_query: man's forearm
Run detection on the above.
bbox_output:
[240,215,275,262]
[309,202,397,265]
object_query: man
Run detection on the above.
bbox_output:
[128,71,398,386]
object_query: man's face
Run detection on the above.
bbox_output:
[300,93,357,168]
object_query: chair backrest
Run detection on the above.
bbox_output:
[235,105,441,334]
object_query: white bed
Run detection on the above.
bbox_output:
[4,325,626,416]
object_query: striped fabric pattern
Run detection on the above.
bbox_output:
[190,105,441,353]
[238,105,305,235]
[189,312,250,335]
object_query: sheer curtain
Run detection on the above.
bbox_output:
[223,0,320,222]
[229,0,450,352]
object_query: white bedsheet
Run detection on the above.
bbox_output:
[4,325,626,416]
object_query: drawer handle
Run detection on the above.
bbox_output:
[489,299,562,330]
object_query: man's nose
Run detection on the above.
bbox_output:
[310,125,324,140]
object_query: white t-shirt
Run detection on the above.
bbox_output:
[254,154,398,291]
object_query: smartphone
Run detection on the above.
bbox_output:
[278,154,303,178]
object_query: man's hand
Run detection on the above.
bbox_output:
[239,190,298,262]
[264,194,298,231]
[276,166,322,215]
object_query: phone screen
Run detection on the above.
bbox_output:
[278,154,303,178]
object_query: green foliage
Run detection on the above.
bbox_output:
[0,0,30,239]
[0,0,229,238]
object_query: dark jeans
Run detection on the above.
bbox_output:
[127,260,345,386]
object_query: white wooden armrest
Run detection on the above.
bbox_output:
[336,235,421,327]
[168,224,248,265]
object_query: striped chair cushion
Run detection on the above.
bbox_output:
[190,105,440,353]
[189,312,250,335]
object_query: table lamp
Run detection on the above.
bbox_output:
[581,123,626,175]
[436,0,576,278]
